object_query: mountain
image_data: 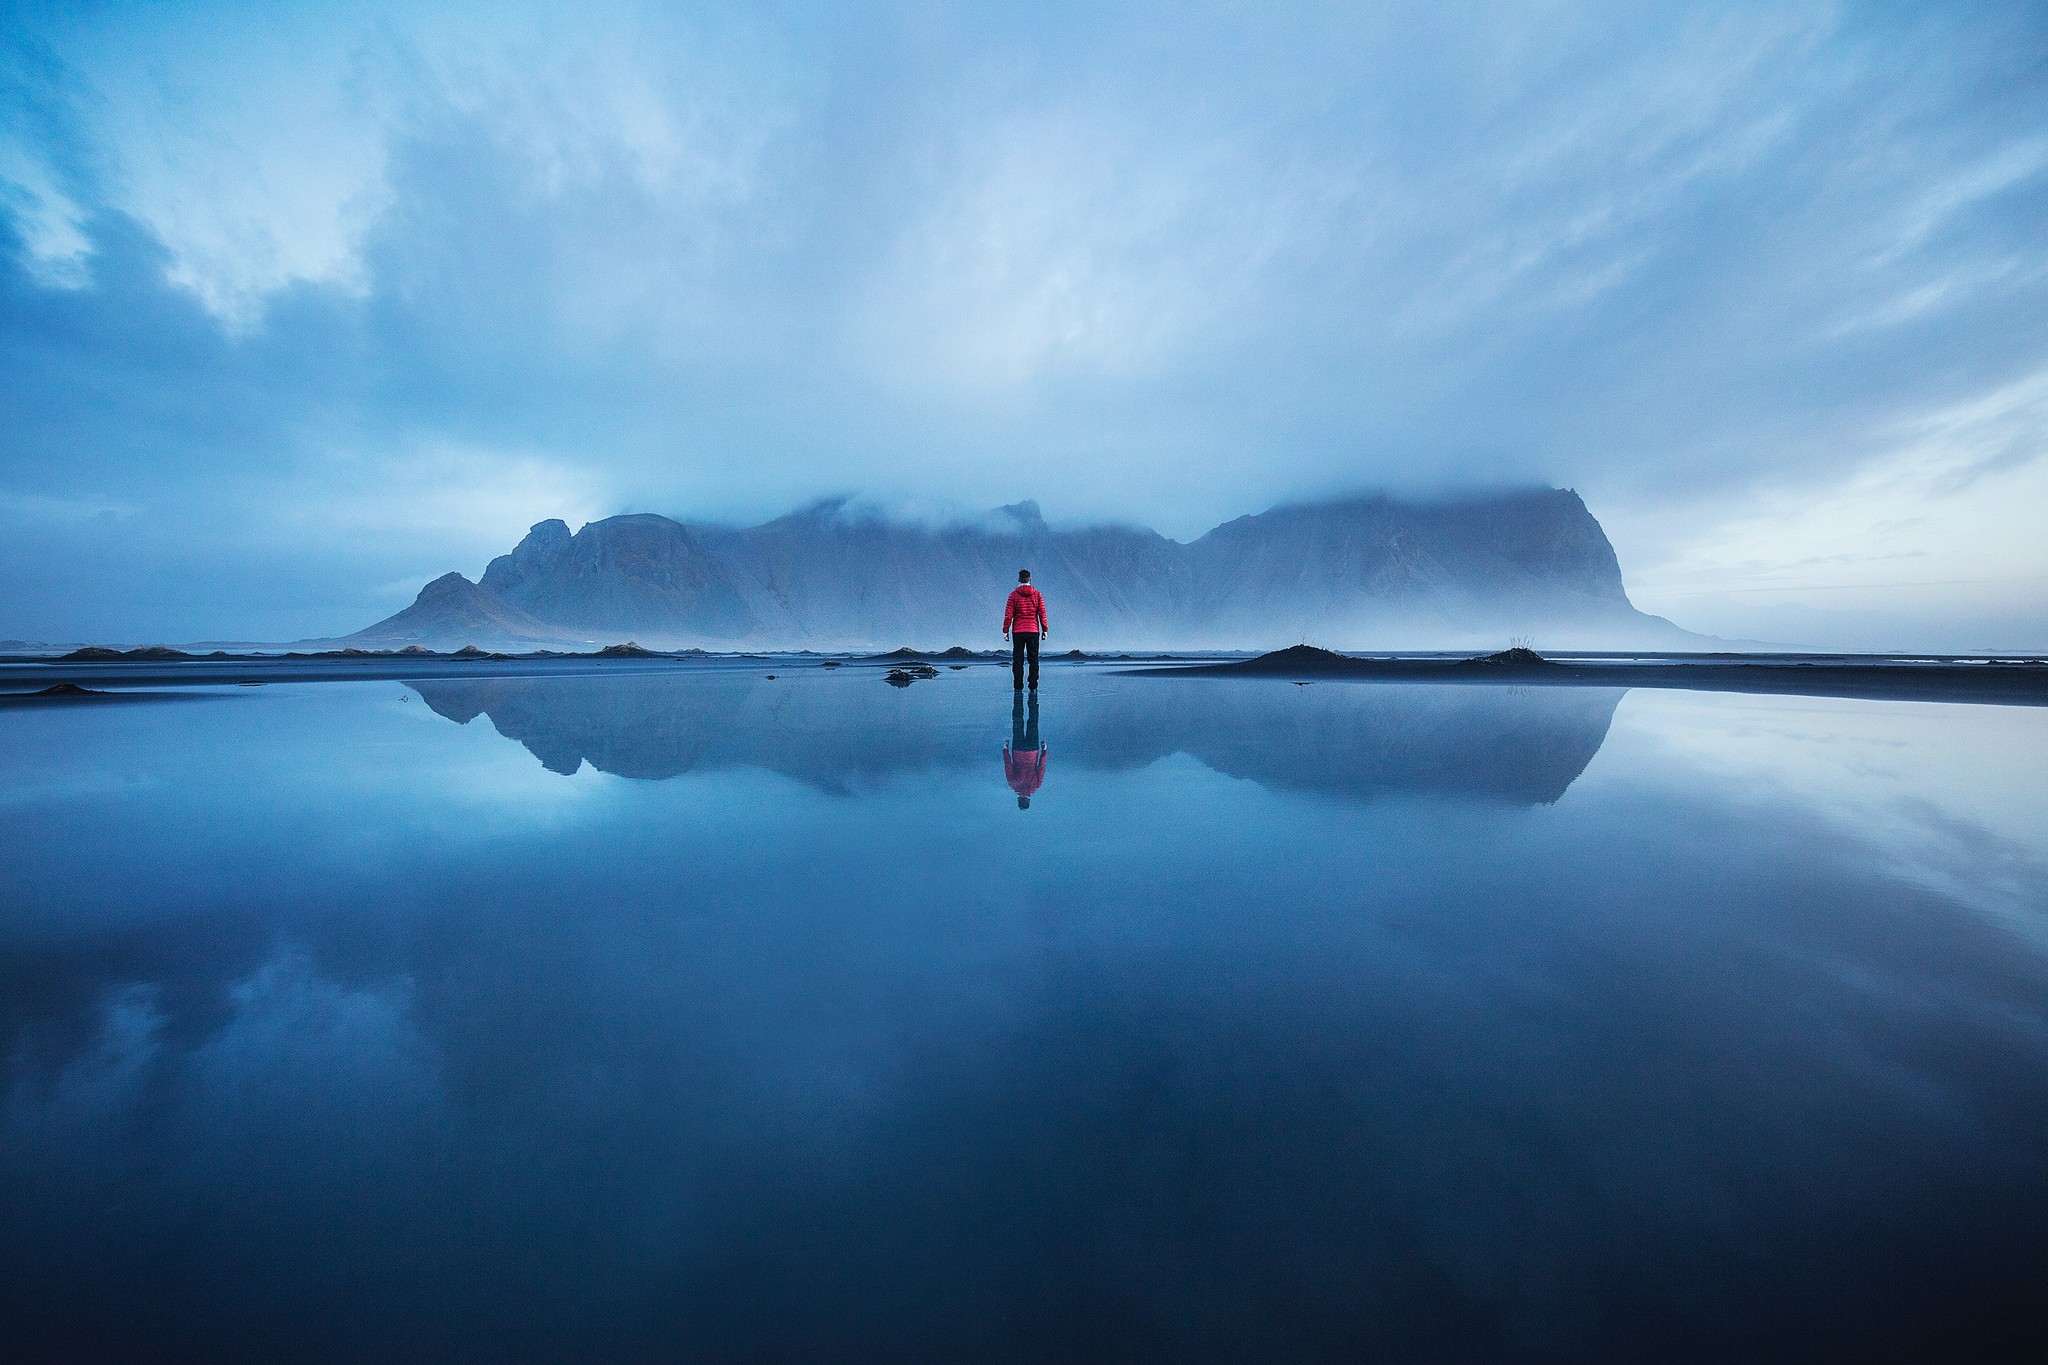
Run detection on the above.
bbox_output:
[1179,491,1640,644]
[343,571,564,649]
[343,489,1697,650]
[686,499,1193,648]
[479,514,754,639]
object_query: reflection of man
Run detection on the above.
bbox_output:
[1002,569,1048,692]
[1004,692,1047,810]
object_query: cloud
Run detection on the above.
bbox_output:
[1620,363,2048,648]
[0,0,2044,644]
[268,439,615,558]
[0,137,87,285]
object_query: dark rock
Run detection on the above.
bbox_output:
[1214,644,1361,675]
[56,645,191,662]
[1461,647,1553,667]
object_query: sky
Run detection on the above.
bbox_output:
[2,0,2044,649]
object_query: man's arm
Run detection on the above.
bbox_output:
[1036,589,1048,638]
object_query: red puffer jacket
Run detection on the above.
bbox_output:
[1004,585,1048,634]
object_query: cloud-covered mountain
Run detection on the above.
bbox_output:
[342,489,1698,651]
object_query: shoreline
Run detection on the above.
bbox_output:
[1126,647,2048,707]
[2,645,2046,706]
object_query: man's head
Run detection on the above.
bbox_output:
[1018,569,1031,583]
[1017,795,1031,810]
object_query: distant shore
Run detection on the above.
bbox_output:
[1129,645,2048,707]
[0,642,2031,703]
[0,644,1199,696]
[3,642,2045,707]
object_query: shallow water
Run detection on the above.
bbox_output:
[3,662,2046,1363]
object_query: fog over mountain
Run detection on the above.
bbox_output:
[345,488,1694,651]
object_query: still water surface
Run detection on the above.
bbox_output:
[3,663,2046,1362]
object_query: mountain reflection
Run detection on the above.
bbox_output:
[408,670,1621,805]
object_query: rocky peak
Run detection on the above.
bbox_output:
[417,571,483,602]
[482,519,575,595]
[994,500,1047,534]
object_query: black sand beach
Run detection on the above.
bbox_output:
[1129,645,2048,707]
[8,643,2042,707]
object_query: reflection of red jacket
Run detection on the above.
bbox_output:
[1003,585,1048,634]
[1004,744,1047,798]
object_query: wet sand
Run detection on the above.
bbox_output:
[4,645,2045,706]
[1131,645,2048,707]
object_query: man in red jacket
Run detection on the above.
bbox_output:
[1002,569,1048,691]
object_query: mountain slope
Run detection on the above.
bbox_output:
[341,572,566,648]
[690,500,1191,647]
[1182,490,1642,642]
[480,515,755,639]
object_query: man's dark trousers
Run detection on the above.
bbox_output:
[1011,631,1041,690]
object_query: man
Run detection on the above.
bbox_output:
[1002,569,1048,691]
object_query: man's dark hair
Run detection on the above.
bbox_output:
[1018,569,1031,582]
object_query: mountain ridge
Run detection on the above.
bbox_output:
[339,488,1700,650]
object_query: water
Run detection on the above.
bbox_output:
[4,662,2045,1362]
